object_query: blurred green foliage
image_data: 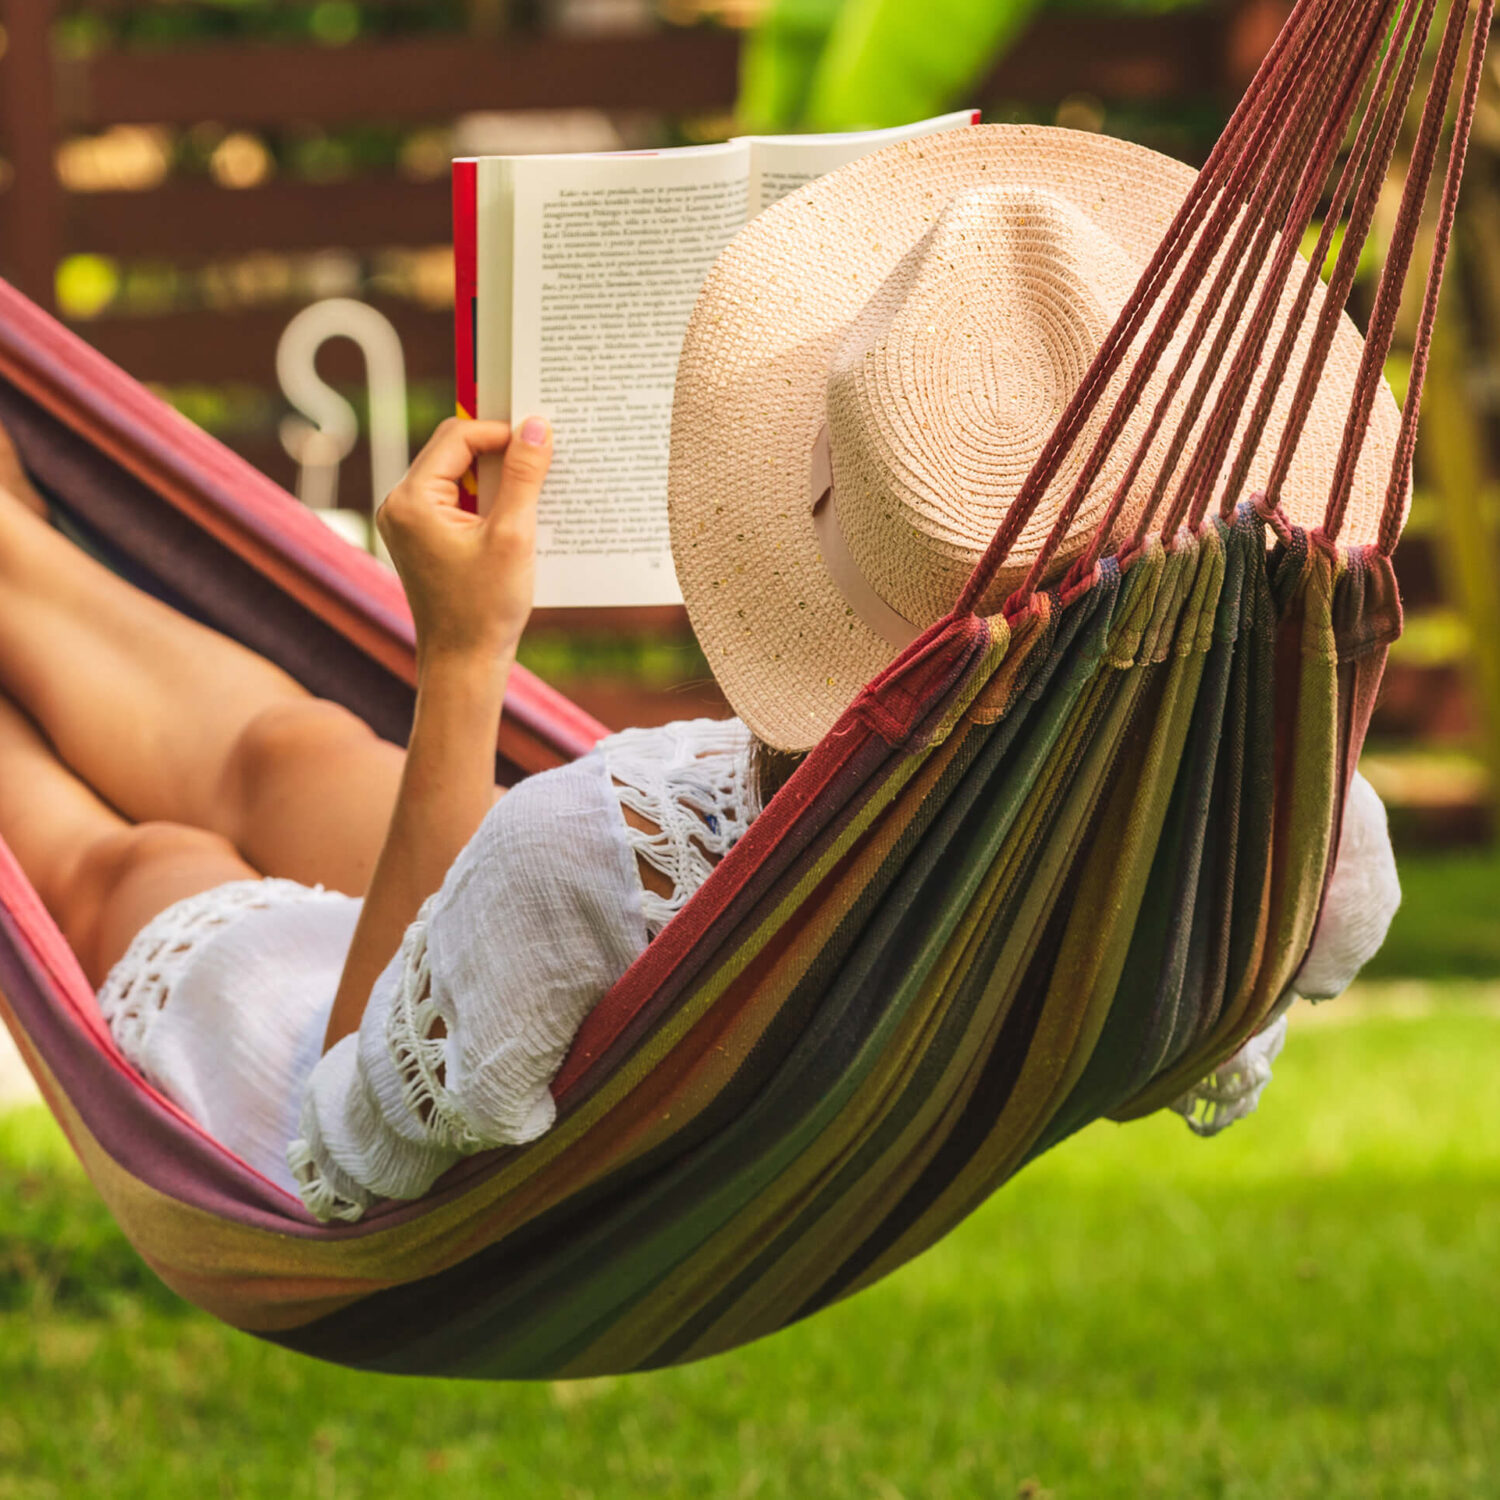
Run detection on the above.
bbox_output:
[518,632,711,690]
[742,0,1213,132]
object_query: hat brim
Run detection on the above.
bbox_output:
[668,125,1400,753]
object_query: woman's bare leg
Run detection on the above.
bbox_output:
[0,438,408,895]
[0,692,258,986]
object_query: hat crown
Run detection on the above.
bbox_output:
[826,184,1139,622]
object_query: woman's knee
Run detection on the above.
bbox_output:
[74,819,237,893]
[211,695,407,894]
[220,699,382,818]
[68,821,251,982]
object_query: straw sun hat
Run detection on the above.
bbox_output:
[668,124,1402,754]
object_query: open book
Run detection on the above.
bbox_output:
[453,110,978,608]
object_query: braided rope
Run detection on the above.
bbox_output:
[952,0,1492,611]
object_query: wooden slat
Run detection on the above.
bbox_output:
[228,434,385,514]
[1371,662,1475,741]
[59,13,1240,269]
[552,675,731,731]
[66,28,742,130]
[48,10,1259,278]
[66,177,453,259]
[0,0,63,307]
[72,300,452,385]
[981,12,1225,104]
[1392,533,1444,611]
[62,15,1222,138]
[1223,0,1296,92]
[77,0,435,8]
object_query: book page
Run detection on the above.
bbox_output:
[500,145,750,608]
[745,109,980,216]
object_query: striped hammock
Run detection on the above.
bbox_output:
[0,0,1488,1379]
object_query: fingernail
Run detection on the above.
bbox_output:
[520,416,549,446]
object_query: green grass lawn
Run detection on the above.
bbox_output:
[2,989,1497,1500]
[1365,847,1500,981]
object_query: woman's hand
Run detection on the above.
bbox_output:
[376,416,553,668]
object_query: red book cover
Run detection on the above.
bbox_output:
[452,157,479,510]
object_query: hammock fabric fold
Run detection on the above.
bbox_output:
[0,0,1486,1378]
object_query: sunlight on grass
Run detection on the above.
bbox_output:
[1,992,1496,1498]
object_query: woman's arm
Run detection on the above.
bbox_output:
[322,416,553,1052]
[323,649,509,1050]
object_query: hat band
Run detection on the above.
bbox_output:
[810,428,923,651]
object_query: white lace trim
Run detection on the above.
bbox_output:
[98,877,346,1074]
[1169,1013,1289,1138]
[597,718,759,940]
[287,1122,374,1224]
[285,719,760,1223]
[287,891,488,1222]
[382,894,485,1152]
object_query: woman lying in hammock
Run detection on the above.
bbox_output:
[0,407,1398,1224]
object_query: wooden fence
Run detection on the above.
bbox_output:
[1,3,1287,390]
[0,2,1487,837]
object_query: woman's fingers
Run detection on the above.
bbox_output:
[411,417,514,499]
[484,416,552,529]
[379,416,549,543]
[375,416,551,660]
